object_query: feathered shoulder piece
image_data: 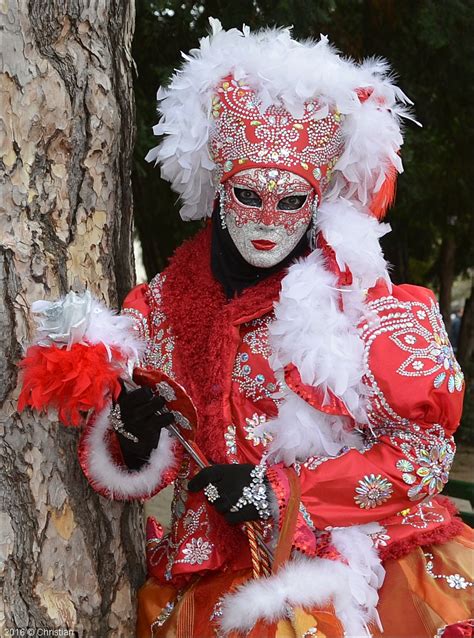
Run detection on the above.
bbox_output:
[146,18,416,221]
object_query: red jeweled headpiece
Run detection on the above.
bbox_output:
[209,76,344,198]
[146,21,414,221]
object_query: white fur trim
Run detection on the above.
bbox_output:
[82,405,177,500]
[146,19,414,221]
[220,526,384,637]
[269,248,367,407]
[262,248,368,462]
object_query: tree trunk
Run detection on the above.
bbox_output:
[457,282,473,371]
[438,234,456,334]
[0,2,143,635]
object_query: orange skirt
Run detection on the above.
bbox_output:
[137,525,473,638]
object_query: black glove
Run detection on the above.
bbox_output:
[114,383,174,470]
[188,463,268,525]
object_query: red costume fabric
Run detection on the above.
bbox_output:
[79,227,472,636]
[126,227,466,559]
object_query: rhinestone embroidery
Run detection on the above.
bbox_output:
[143,274,176,378]
[243,316,274,358]
[224,424,238,460]
[399,500,444,529]
[209,76,344,195]
[179,537,213,565]
[388,299,464,393]
[150,598,180,631]
[121,306,150,344]
[360,296,464,436]
[391,425,455,501]
[244,413,273,447]
[232,314,281,402]
[424,551,473,589]
[369,526,391,549]
[354,473,393,509]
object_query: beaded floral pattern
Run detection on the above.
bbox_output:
[360,294,464,436]
[354,473,393,509]
[242,316,274,358]
[209,76,344,194]
[232,315,280,403]
[143,274,176,378]
[180,536,213,566]
[388,299,464,393]
[391,424,455,501]
[424,551,473,590]
[147,461,214,580]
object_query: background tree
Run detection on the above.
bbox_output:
[132,0,473,440]
[0,2,143,634]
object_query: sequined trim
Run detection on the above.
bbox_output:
[121,306,150,344]
[143,274,176,378]
[232,314,281,402]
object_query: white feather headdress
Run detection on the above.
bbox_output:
[146,18,415,221]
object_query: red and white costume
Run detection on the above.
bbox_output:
[77,20,472,638]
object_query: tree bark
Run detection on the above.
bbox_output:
[438,234,456,334]
[0,2,143,635]
[457,282,473,371]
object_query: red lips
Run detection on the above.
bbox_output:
[251,239,276,251]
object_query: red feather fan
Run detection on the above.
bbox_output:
[18,343,124,426]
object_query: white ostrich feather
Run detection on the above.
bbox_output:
[146,18,415,220]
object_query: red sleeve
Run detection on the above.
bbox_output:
[268,423,456,532]
[268,283,464,544]
[121,283,152,343]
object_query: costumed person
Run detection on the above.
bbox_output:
[19,20,473,638]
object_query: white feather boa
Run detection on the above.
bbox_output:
[146,18,415,221]
[257,200,390,463]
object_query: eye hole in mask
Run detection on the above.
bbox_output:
[233,187,262,207]
[277,194,308,211]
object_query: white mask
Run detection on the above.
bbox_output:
[221,168,316,268]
